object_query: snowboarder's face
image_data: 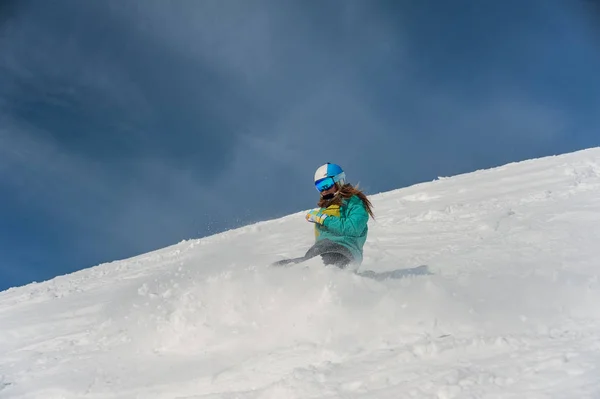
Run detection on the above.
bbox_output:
[320,184,337,199]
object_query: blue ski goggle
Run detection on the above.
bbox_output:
[315,177,336,192]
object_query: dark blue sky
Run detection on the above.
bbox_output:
[1,0,599,290]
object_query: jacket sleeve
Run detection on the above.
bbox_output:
[322,199,369,237]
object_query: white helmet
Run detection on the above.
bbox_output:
[314,162,346,192]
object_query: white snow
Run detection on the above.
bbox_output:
[2,148,600,399]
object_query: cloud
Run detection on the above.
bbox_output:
[0,1,258,184]
[0,116,232,264]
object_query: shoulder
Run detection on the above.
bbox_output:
[345,195,365,208]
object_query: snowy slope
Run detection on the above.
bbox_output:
[1,148,600,399]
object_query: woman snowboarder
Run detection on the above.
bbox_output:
[273,162,374,268]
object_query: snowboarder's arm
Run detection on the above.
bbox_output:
[322,200,368,237]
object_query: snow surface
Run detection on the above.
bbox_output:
[2,148,600,399]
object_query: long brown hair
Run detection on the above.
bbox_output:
[318,183,375,219]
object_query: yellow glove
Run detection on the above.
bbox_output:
[305,208,328,225]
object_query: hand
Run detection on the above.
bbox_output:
[305,209,328,225]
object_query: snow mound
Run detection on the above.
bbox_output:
[1,148,600,399]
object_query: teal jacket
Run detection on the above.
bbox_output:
[314,195,370,264]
